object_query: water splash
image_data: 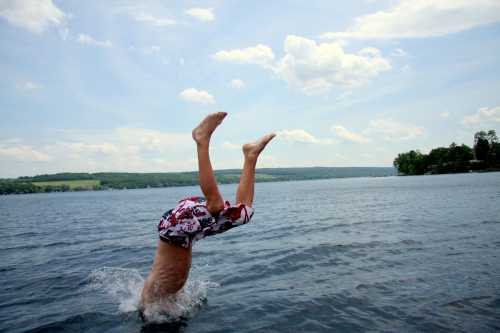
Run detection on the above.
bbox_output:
[87,267,219,322]
[88,267,144,313]
[141,279,220,323]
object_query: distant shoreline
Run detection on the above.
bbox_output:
[393,130,499,176]
[397,168,500,176]
[0,167,395,195]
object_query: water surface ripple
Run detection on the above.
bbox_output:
[1,173,500,332]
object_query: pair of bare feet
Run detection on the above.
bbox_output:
[192,112,276,161]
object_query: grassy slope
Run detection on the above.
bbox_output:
[33,180,100,189]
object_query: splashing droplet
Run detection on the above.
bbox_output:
[87,267,219,323]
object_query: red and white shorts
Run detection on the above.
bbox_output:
[158,196,254,248]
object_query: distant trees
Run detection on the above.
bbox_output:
[1,168,396,195]
[474,130,499,164]
[447,143,474,163]
[474,131,490,160]
[0,180,42,194]
[394,130,500,175]
[393,150,428,175]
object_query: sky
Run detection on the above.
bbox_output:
[1,0,500,178]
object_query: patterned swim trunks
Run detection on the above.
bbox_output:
[158,196,254,248]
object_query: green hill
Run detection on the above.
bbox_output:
[1,167,395,195]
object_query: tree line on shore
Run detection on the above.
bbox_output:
[0,167,395,195]
[393,130,500,175]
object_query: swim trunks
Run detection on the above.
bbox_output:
[158,196,254,248]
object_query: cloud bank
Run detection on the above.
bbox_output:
[179,88,216,104]
[132,12,176,27]
[0,0,65,33]
[277,129,336,145]
[462,106,500,126]
[0,128,195,177]
[186,8,215,22]
[77,34,112,48]
[332,125,370,143]
[213,44,275,66]
[320,0,500,39]
[214,35,391,95]
[367,119,424,140]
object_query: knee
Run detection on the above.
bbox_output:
[207,200,224,215]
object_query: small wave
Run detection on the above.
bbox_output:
[87,267,219,323]
[0,266,15,273]
[10,231,43,237]
[1,236,130,252]
[481,220,500,225]
[0,241,76,251]
[22,312,117,333]
[443,295,492,309]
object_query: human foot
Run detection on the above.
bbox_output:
[192,112,227,145]
[243,133,276,160]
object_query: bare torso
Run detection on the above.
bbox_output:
[140,241,192,309]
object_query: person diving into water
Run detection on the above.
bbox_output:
[140,112,275,320]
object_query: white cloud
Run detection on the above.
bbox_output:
[332,125,370,143]
[320,0,500,39]
[0,0,65,34]
[0,143,51,162]
[391,48,408,57]
[222,141,241,150]
[17,80,42,90]
[179,88,216,104]
[186,8,215,22]
[113,128,192,152]
[275,35,391,94]
[462,106,500,126]
[130,45,161,55]
[142,45,160,55]
[213,44,275,66]
[255,154,279,168]
[133,12,176,26]
[230,79,245,89]
[277,129,336,145]
[367,119,424,140]
[214,36,391,94]
[53,128,192,155]
[77,34,112,48]
[56,142,120,155]
[358,47,381,57]
[0,128,196,177]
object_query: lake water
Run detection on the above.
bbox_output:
[1,173,500,332]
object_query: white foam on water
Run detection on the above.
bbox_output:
[87,267,219,322]
[141,279,220,323]
[88,267,144,313]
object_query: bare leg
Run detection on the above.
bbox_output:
[192,112,227,214]
[236,134,276,206]
[140,112,227,313]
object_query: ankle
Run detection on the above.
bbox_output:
[196,140,210,149]
[244,156,258,165]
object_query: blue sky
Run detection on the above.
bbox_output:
[1,0,500,177]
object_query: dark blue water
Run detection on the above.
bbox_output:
[1,173,500,332]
